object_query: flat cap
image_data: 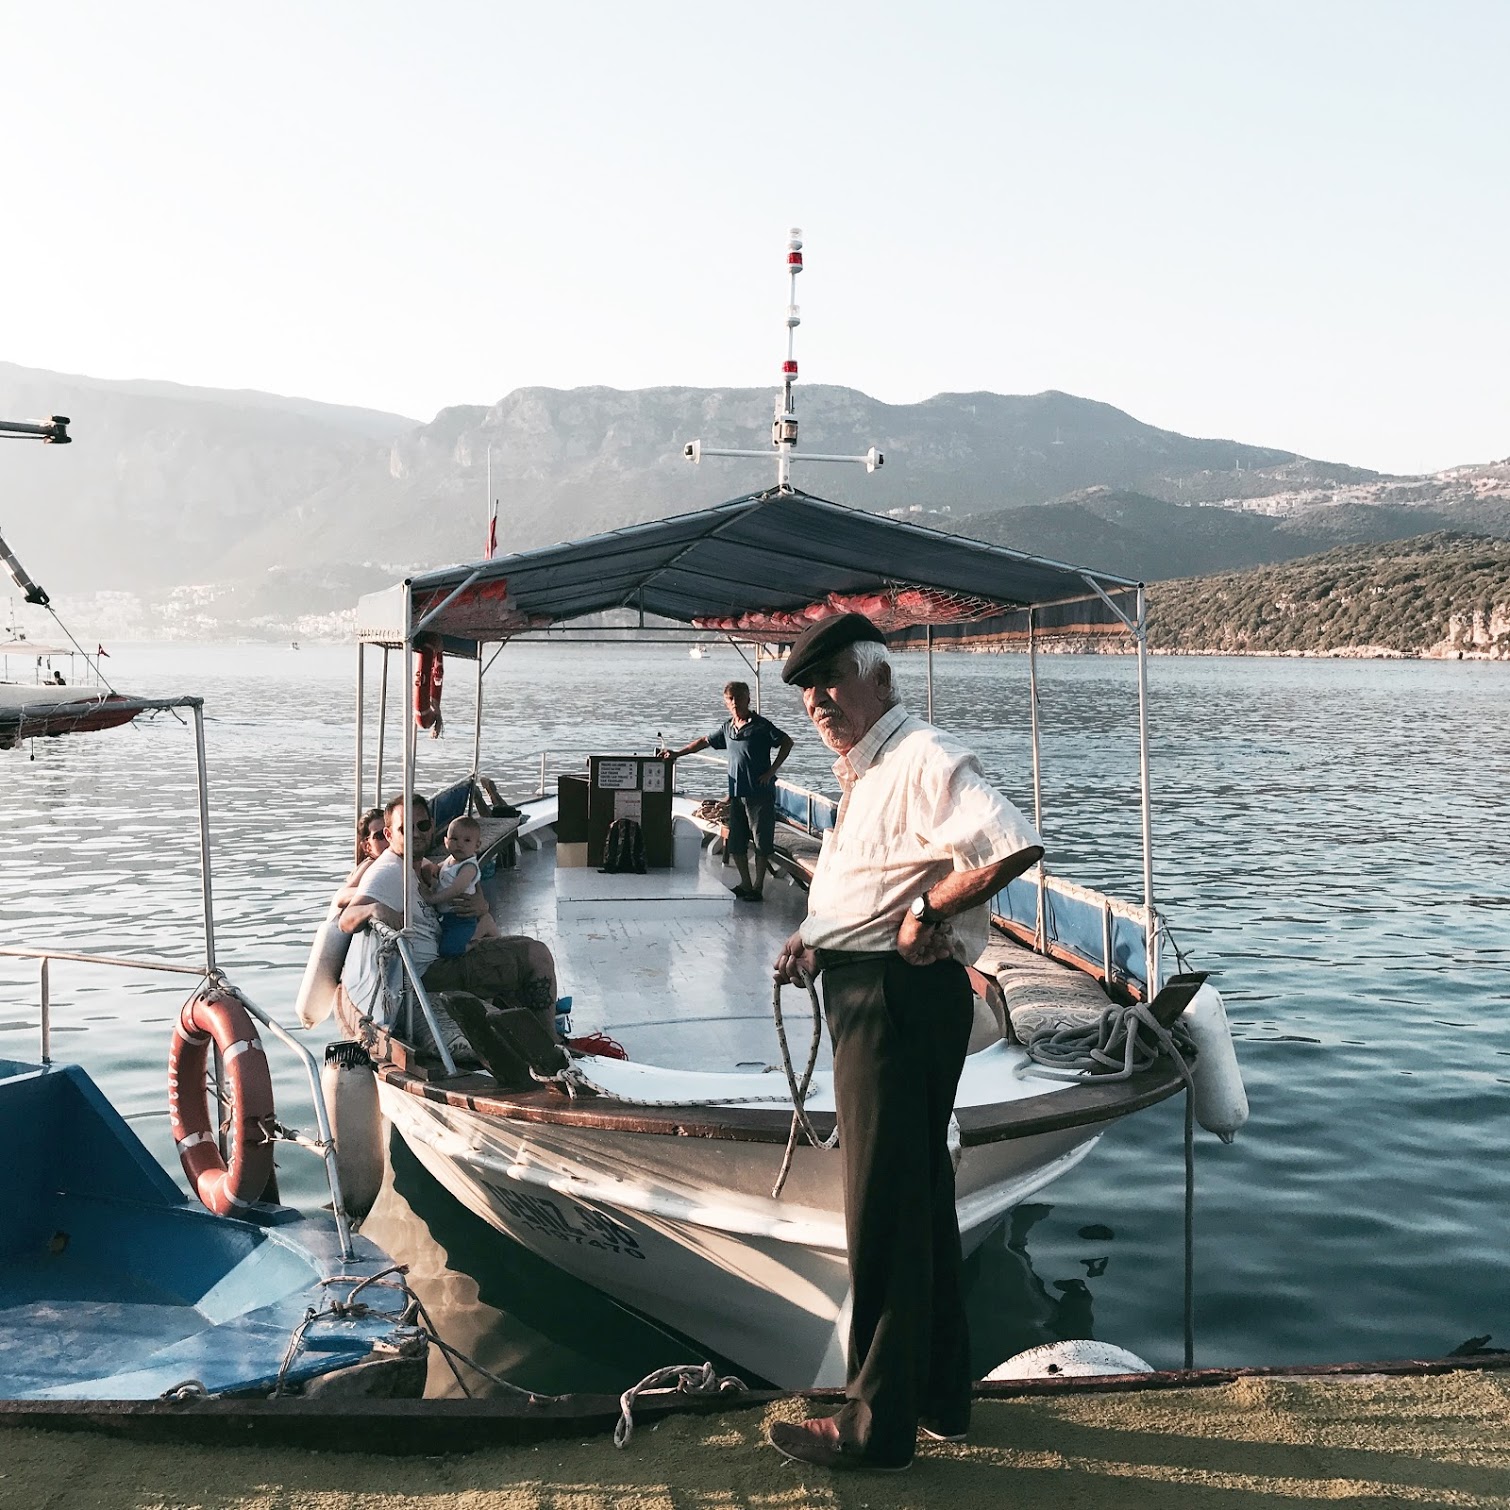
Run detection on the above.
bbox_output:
[780,611,887,686]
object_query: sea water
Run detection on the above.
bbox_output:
[1,642,1506,1392]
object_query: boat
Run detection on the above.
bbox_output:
[0,466,162,749]
[0,415,428,1402]
[0,1049,426,1400]
[313,235,1249,1389]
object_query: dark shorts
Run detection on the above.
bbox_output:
[726,793,776,855]
[437,913,478,957]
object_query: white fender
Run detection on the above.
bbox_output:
[321,1041,385,1225]
[985,1339,1154,1381]
[1180,982,1249,1143]
[295,901,351,1029]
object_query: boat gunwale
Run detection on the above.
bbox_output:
[371,1053,1184,1145]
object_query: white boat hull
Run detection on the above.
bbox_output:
[379,1080,1102,1388]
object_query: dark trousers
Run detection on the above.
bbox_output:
[820,951,974,1467]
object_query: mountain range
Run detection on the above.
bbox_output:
[0,359,1505,638]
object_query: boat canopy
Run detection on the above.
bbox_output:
[355,488,1142,649]
[0,639,76,657]
[0,689,201,750]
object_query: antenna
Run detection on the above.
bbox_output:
[682,230,882,487]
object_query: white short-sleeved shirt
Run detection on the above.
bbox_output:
[435,855,480,907]
[800,704,1041,963]
[339,850,441,1026]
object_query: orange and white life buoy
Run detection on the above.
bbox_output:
[167,988,276,1216]
[414,638,444,733]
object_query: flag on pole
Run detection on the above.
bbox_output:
[96,643,110,658]
[485,505,498,561]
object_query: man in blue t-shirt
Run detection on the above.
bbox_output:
[660,681,793,900]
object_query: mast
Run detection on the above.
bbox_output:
[683,230,882,485]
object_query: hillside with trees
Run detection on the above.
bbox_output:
[1146,533,1510,659]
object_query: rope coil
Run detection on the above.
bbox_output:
[614,1362,747,1448]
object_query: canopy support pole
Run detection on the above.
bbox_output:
[472,652,485,805]
[403,585,415,936]
[1028,609,1047,953]
[192,702,216,976]
[1134,585,1158,996]
[355,642,366,844]
[1028,609,1043,834]
[926,625,934,724]
[375,647,389,807]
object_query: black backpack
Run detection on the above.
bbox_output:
[600,817,647,874]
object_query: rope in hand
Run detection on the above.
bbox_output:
[770,974,838,1199]
[614,1361,748,1448]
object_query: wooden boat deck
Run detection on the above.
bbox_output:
[370,796,1185,1144]
[487,824,815,1073]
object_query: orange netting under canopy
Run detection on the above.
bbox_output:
[692,586,1010,638]
[412,577,553,638]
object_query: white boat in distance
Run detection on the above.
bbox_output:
[319,485,1249,1389]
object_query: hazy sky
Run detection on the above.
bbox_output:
[1,1,1504,474]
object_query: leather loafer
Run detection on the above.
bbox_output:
[767,1416,910,1472]
[918,1418,968,1443]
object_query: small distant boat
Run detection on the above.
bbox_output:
[291,641,300,650]
[687,644,706,658]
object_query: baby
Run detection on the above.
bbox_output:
[425,816,500,957]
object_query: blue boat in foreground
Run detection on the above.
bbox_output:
[0,1053,427,1401]
[0,436,428,1402]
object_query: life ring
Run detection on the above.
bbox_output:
[167,988,276,1215]
[414,637,444,732]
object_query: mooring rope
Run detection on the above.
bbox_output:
[770,975,838,1198]
[265,1263,560,1403]
[613,1362,748,1448]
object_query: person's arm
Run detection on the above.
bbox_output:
[661,734,711,761]
[895,846,1043,965]
[338,896,404,934]
[758,732,794,786]
[425,860,478,905]
[333,854,377,907]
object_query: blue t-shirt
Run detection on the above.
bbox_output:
[707,713,788,799]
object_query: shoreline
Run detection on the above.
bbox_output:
[1,1366,1506,1507]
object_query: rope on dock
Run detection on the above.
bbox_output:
[613,1362,748,1448]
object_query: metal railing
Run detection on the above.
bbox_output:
[0,945,357,1260]
[449,751,1154,990]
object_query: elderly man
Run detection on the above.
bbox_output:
[768,613,1044,1473]
[336,793,559,1052]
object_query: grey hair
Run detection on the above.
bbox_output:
[848,639,890,678]
[847,639,899,705]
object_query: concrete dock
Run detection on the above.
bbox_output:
[2,1368,1508,1508]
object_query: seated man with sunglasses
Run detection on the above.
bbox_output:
[336,792,560,1058]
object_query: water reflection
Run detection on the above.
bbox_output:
[367,1131,1115,1396]
[4,645,1509,1379]
[363,1131,750,1396]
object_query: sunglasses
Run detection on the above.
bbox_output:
[414,817,433,830]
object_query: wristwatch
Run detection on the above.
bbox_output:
[910,891,942,926]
